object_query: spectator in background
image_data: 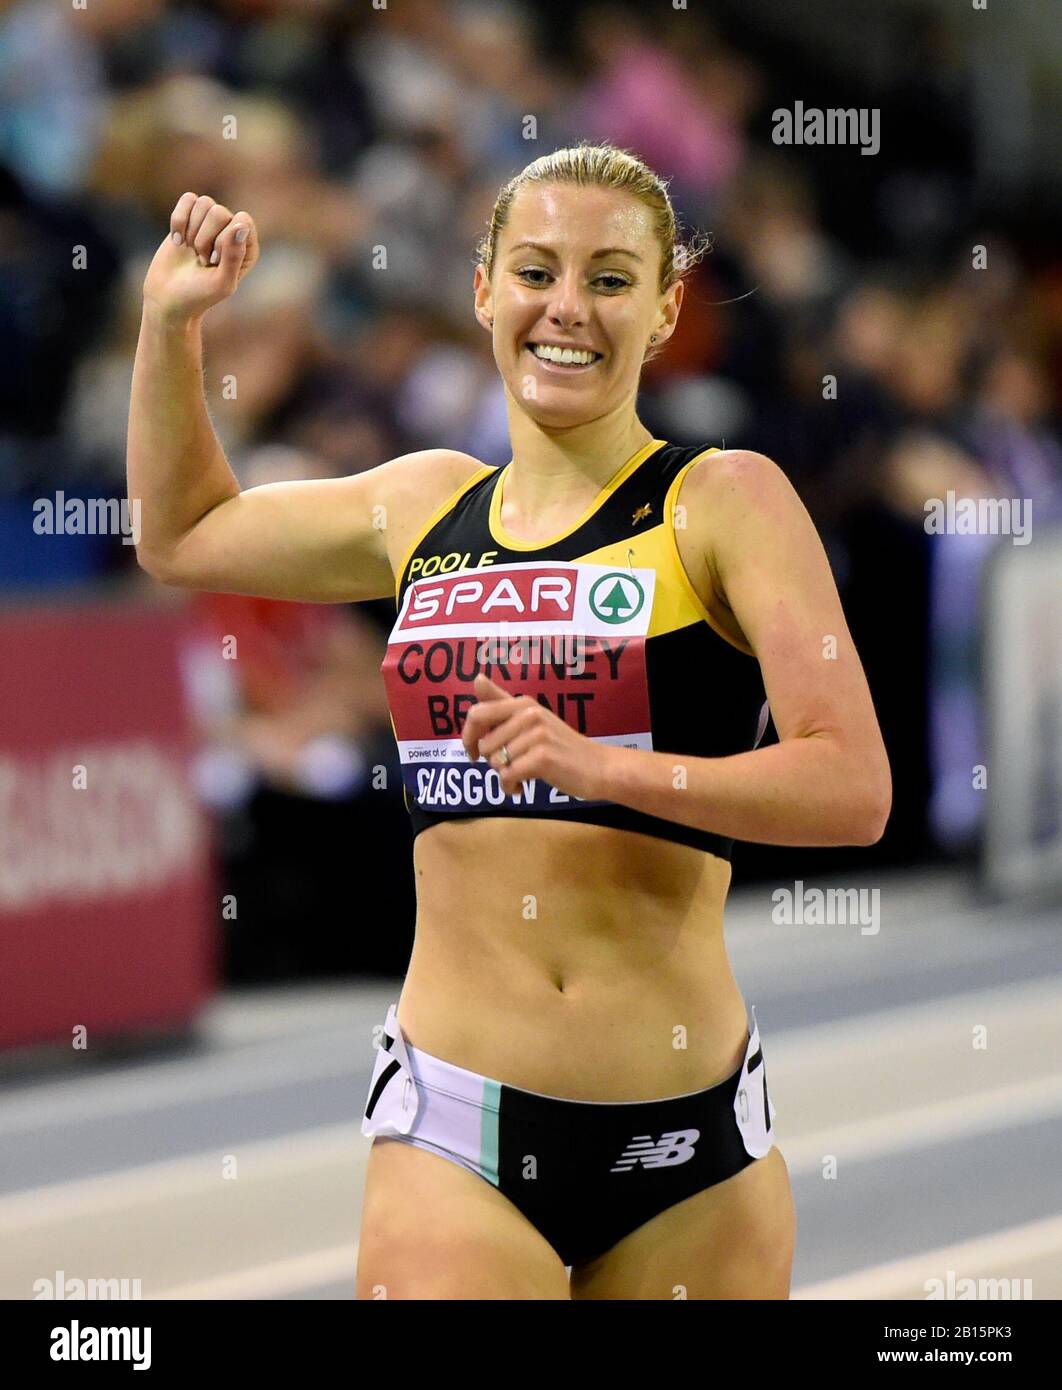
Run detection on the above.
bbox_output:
[0,0,162,202]
[567,6,750,221]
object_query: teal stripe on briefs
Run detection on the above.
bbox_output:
[480,1079,501,1185]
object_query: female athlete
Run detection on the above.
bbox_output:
[128,143,891,1300]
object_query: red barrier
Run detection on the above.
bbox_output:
[0,603,217,1048]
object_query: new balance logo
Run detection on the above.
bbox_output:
[610,1129,700,1172]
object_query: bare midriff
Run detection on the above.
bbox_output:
[396,816,751,1102]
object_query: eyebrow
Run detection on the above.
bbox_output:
[507,241,644,263]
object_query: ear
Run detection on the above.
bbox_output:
[473,263,494,332]
[655,277,683,341]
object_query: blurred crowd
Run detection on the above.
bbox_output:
[1,0,1060,971]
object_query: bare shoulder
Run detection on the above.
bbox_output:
[684,448,798,519]
[383,446,492,525]
[387,447,492,502]
[679,447,812,563]
[380,447,494,575]
[671,448,817,639]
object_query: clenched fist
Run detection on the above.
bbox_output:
[143,192,260,325]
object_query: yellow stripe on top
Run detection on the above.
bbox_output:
[663,451,755,656]
[574,447,754,655]
[572,526,700,639]
[393,463,497,604]
[487,439,668,551]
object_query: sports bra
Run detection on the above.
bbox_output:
[380,438,768,861]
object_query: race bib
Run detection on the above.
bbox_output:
[382,561,656,814]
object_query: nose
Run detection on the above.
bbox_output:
[545,269,589,330]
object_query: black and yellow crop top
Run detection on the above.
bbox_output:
[381,438,768,861]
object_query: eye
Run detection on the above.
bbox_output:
[594,274,631,291]
[514,267,633,292]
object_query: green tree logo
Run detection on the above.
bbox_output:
[589,572,644,624]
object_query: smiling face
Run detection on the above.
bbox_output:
[474,182,682,428]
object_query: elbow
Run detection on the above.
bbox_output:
[850,769,892,846]
[135,545,181,585]
[853,807,889,847]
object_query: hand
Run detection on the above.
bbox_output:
[461,673,610,802]
[143,192,260,326]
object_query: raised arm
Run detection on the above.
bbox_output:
[128,192,480,602]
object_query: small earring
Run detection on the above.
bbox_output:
[650,334,658,343]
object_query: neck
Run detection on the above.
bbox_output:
[502,400,655,515]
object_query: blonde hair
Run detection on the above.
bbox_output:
[476,142,710,359]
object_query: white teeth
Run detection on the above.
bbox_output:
[530,344,599,365]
